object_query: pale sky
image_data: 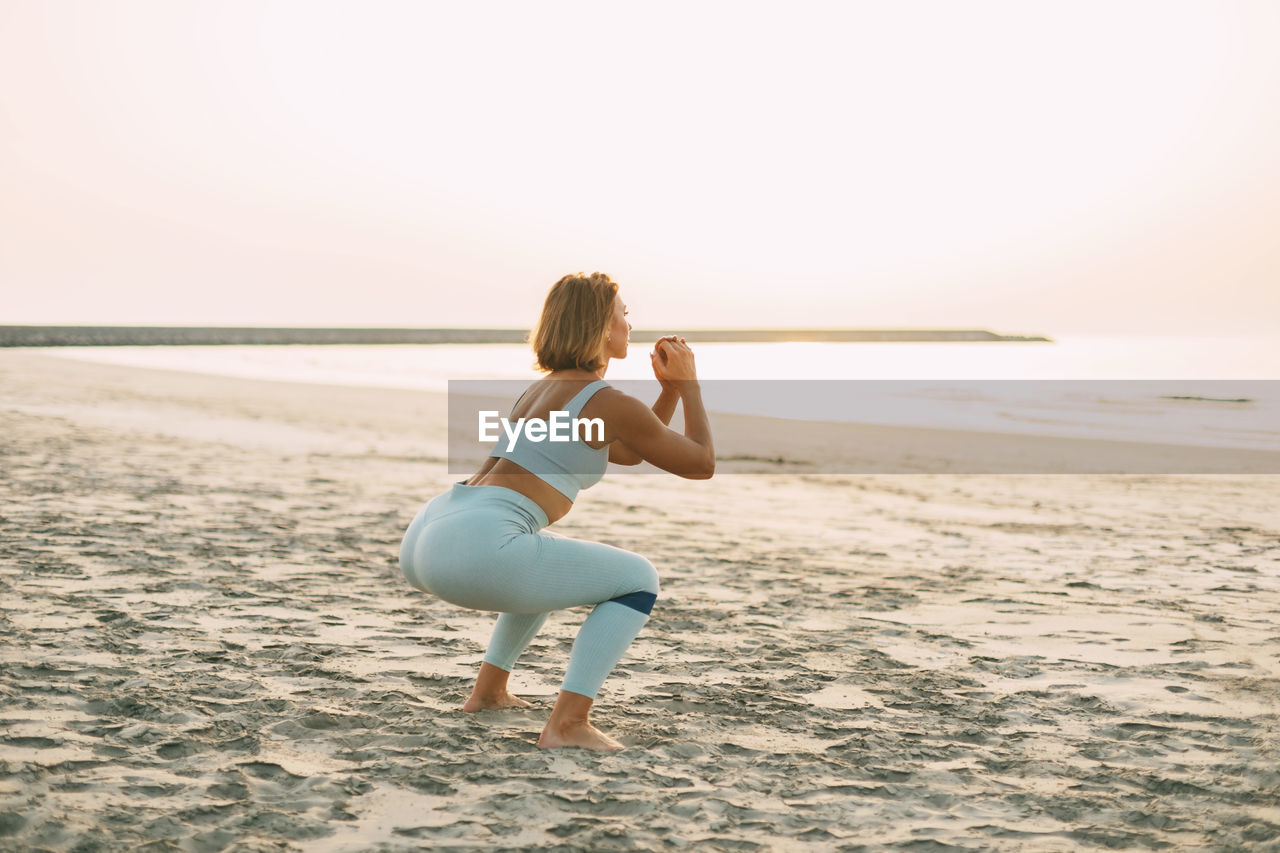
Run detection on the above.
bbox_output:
[3,1,1279,335]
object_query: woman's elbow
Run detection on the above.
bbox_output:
[685,454,715,479]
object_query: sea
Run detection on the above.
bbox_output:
[40,334,1280,453]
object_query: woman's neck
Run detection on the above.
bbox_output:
[550,364,607,380]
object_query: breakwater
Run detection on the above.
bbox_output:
[0,326,1052,347]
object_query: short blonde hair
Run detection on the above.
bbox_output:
[530,272,619,373]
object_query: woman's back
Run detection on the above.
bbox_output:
[486,378,612,502]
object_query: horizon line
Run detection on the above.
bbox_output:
[0,325,1054,346]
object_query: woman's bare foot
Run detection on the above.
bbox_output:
[461,662,533,712]
[536,689,624,750]
[461,691,533,713]
[537,720,624,751]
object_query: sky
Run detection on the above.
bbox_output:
[3,1,1279,335]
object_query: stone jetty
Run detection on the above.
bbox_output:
[0,326,1052,347]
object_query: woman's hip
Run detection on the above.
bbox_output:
[399,482,544,600]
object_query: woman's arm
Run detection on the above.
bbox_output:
[605,385,713,479]
[607,336,682,465]
[608,386,678,465]
[651,385,679,426]
[604,340,714,479]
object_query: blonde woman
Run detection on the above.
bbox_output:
[399,272,714,750]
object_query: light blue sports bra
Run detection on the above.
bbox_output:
[488,379,611,502]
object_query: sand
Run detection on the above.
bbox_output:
[2,349,1278,852]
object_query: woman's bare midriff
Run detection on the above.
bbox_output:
[464,457,576,524]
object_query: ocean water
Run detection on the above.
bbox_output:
[42,335,1280,451]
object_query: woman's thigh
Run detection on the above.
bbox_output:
[527,530,659,610]
[418,521,658,615]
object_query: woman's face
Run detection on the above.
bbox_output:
[603,294,631,361]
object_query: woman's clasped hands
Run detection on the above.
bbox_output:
[650,335,698,389]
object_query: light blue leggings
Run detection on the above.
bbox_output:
[399,482,659,699]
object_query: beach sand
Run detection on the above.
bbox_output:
[2,349,1278,851]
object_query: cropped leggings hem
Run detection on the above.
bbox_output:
[399,481,659,699]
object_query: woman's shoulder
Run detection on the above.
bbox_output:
[585,384,649,417]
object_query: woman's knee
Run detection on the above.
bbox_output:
[634,555,660,597]
[609,552,659,613]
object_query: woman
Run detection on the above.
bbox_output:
[399,272,714,750]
